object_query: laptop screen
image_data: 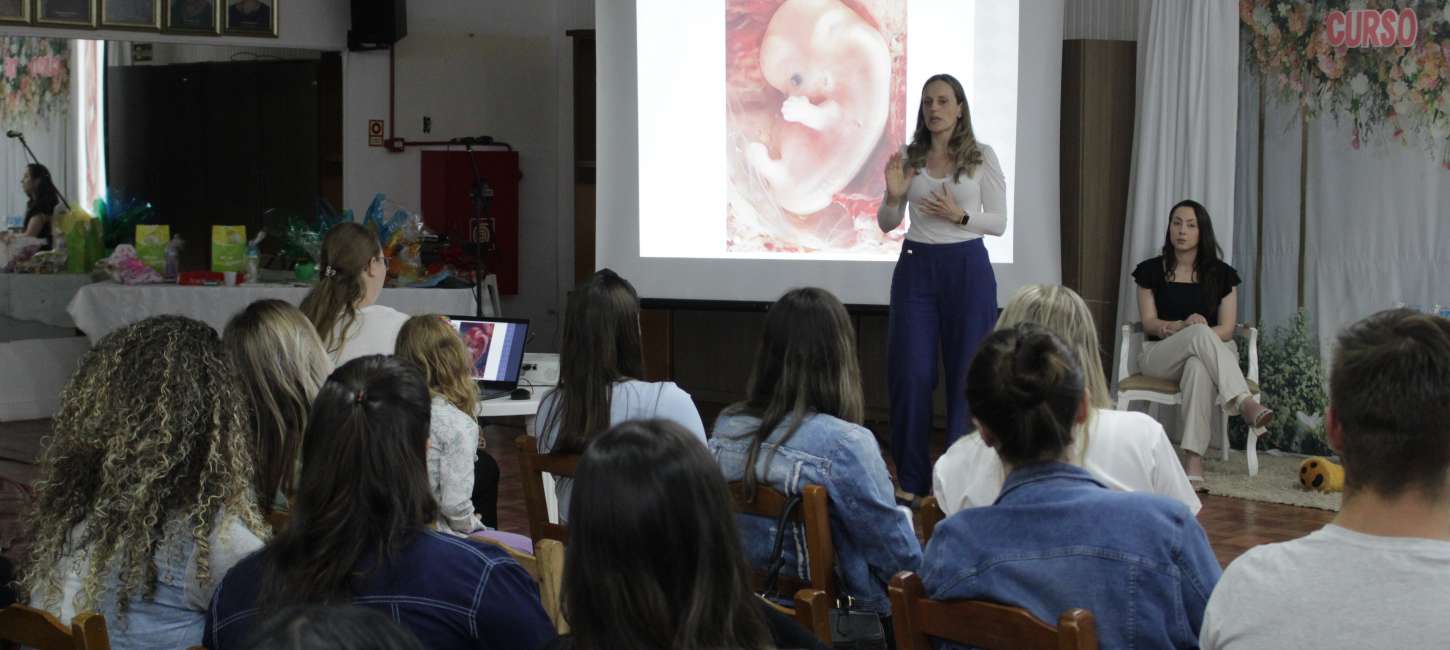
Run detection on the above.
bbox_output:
[446,316,529,385]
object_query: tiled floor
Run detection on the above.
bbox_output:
[0,418,1337,568]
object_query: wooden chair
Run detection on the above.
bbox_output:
[514,435,579,544]
[726,481,834,643]
[888,572,1097,650]
[915,495,945,546]
[264,510,290,536]
[473,535,568,633]
[1117,322,1267,476]
[0,604,110,650]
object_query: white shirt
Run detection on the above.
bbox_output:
[536,379,707,520]
[427,395,486,536]
[329,304,409,366]
[877,143,1007,244]
[1201,524,1450,650]
[932,409,1201,516]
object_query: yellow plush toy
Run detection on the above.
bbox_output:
[1298,456,1344,493]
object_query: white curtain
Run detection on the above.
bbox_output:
[1235,75,1450,365]
[1114,0,1239,336]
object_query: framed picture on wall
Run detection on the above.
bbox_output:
[164,0,215,33]
[34,0,95,26]
[100,0,158,29]
[222,0,274,37]
[0,0,30,24]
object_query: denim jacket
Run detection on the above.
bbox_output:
[711,411,922,614]
[921,462,1221,649]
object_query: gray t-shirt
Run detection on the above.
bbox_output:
[535,379,706,520]
[1201,523,1450,649]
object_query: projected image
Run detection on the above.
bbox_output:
[460,322,495,371]
[725,0,908,255]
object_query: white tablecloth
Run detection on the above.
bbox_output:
[67,282,485,343]
[0,273,96,328]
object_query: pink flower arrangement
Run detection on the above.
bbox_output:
[1242,0,1450,170]
[0,38,70,128]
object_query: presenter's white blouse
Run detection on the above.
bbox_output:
[876,143,1007,244]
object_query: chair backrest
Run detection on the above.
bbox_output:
[0,605,111,650]
[265,510,290,536]
[725,481,835,600]
[515,435,579,544]
[915,495,945,546]
[888,572,1097,650]
[472,535,568,633]
[1117,322,1147,383]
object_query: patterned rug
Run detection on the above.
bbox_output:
[1202,449,1342,512]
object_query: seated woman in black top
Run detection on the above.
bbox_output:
[2,164,59,250]
[1132,200,1273,484]
[543,419,826,650]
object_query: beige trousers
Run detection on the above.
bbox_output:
[1137,323,1250,456]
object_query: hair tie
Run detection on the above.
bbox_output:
[353,389,366,405]
[323,265,338,278]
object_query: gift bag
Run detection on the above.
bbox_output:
[212,225,246,272]
[135,225,171,272]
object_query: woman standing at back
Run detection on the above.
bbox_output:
[536,269,706,520]
[300,223,408,365]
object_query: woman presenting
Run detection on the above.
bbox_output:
[878,73,1006,505]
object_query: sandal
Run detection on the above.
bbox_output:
[894,488,925,509]
[1187,475,1209,494]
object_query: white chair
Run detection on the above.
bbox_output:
[1116,323,1266,477]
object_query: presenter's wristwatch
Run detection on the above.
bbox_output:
[958,210,971,226]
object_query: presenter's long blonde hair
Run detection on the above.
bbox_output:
[995,285,1111,462]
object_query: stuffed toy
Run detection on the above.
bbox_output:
[1298,456,1344,493]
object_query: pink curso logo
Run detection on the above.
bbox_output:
[1325,8,1418,48]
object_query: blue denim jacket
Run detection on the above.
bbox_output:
[711,411,922,614]
[921,462,1221,649]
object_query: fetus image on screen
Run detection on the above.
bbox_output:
[460,322,494,371]
[726,0,906,255]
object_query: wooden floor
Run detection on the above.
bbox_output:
[0,417,1336,568]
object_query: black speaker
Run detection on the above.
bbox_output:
[349,0,407,51]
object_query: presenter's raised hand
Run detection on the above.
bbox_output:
[884,152,915,205]
[917,183,961,220]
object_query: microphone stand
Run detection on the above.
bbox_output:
[13,133,71,211]
[463,142,495,319]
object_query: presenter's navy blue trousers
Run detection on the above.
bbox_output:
[887,237,997,495]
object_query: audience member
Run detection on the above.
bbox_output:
[225,299,333,516]
[240,605,423,650]
[204,356,554,650]
[933,284,1199,517]
[536,269,705,521]
[712,287,921,625]
[1132,199,1272,484]
[21,316,267,649]
[300,223,408,365]
[395,314,486,536]
[1200,309,1450,649]
[543,419,825,650]
[922,323,1220,649]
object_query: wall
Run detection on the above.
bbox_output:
[0,0,348,50]
[344,0,593,352]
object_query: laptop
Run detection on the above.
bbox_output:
[445,315,530,401]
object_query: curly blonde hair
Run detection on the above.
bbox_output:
[21,316,267,615]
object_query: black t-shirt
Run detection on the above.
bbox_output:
[1132,256,1241,329]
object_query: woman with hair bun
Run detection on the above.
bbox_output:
[920,323,1221,650]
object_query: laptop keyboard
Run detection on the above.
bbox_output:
[479,387,512,401]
